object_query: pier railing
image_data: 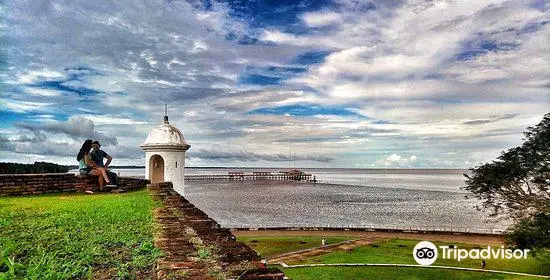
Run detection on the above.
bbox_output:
[185,172,313,182]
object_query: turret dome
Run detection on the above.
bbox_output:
[140,119,190,150]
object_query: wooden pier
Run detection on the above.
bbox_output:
[185,170,314,182]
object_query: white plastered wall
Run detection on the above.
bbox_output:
[144,149,186,195]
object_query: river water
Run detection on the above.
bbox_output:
[96,167,505,231]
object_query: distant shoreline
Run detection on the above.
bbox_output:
[2,161,469,171]
[104,166,468,171]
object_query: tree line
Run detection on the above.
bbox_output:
[0,162,70,174]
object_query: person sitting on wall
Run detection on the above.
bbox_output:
[77,139,114,190]
[90,140,118,187]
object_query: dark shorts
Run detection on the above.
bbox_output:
[107,171,118,184]
[79,167,91,174]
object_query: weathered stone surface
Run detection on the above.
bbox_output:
[0,173,148,196]
[150,182,288,280]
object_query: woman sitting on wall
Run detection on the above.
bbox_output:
[77,139,113,190]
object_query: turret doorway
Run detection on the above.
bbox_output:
[150,155,164,183]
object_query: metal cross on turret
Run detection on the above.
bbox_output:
[164,104,169,124]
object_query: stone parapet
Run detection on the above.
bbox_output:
[0,173,148,196]
[149,182,288,280]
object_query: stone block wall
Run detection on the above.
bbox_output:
[0,173,148,196]
[149,182,287,280]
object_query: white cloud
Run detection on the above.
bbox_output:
[1,100,54,113]
[25,87,62,97]
[17,69,65,84]
[80,114,148,125]
[315,48,432,79]
[261,30,300,44]
[378,153,417,167]
[301,11,342,27]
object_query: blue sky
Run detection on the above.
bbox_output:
[1,0,549,168]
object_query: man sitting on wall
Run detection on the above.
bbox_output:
[90,140,118,187]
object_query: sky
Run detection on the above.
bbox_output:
[0,0,549,168]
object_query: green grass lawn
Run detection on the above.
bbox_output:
[299,239,549,276]
[241,236,549,280]
[281,266,544,280]
[0,189,162,280]
[237,236,357,257]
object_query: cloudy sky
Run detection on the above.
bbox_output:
[1,0,549,168]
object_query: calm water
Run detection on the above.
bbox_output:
[107,167,467,192]
[96,167,506,231]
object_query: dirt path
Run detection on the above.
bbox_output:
[268,238,376,263]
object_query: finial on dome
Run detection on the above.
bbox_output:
[164,104,169,124]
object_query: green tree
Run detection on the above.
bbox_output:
[464,113,550,250]
[0,161,69,174]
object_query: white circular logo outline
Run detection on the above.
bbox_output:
[413,241,438,265]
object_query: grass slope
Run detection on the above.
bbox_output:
[300,239,549,275]
[0,189,162,279]
[238,236,356,258]
[281,266,544,280]
[241,236,549,280]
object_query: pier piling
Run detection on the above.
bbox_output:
[185,171,313,182]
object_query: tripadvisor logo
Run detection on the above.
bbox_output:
[413,241,438,265]
[413,241,530,265]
